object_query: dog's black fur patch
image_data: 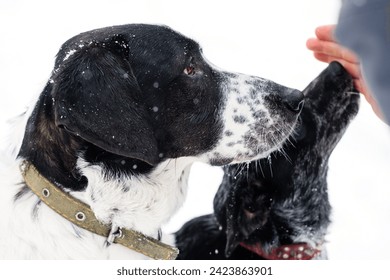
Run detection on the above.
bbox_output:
[175,62,360,259]
[18,24,226,191]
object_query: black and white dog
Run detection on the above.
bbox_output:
[175,62,360,260]
[0,24,303,259]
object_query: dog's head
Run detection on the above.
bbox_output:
[19,24,302,189]
[52,24,301,163]
[214,62,360,257]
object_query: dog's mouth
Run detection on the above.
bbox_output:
[209,118,300,166]
[206,71,303,166]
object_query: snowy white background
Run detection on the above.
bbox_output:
[1,0,389,260]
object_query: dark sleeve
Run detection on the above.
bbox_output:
[335,0,390,124]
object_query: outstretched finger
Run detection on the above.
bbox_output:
[307,38,360,64]
[314,25,337,42]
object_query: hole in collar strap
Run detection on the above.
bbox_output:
[75,212,86,221]
[42,188,50,198]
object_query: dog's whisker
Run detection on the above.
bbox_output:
[246,162,250,182]
[258,160,265,178]
[231,162,241,179]
[285,136,296,149]
[267,154,273,178]
[278,147,292,163]
[236,163,246,178]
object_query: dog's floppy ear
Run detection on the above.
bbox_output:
[52,37,159,165]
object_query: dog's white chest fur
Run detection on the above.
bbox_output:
[77,157,193,239]
[0,157,193,259]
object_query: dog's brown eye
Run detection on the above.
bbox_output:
[184,66,196,75]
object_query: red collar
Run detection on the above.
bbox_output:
[240,242,322,260]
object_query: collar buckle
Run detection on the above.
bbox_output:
[106,226,123,247]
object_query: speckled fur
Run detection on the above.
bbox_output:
[175,62,360,260]
[209,73,301,165]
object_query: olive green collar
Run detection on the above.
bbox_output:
[21,161,179,260]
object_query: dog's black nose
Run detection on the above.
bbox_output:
[329,61,347,77]
[282,89,304,113]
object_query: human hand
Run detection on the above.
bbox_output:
[306,25,383,119]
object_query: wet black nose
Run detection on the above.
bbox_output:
[281,89,304,113]
[329,61,347,77]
